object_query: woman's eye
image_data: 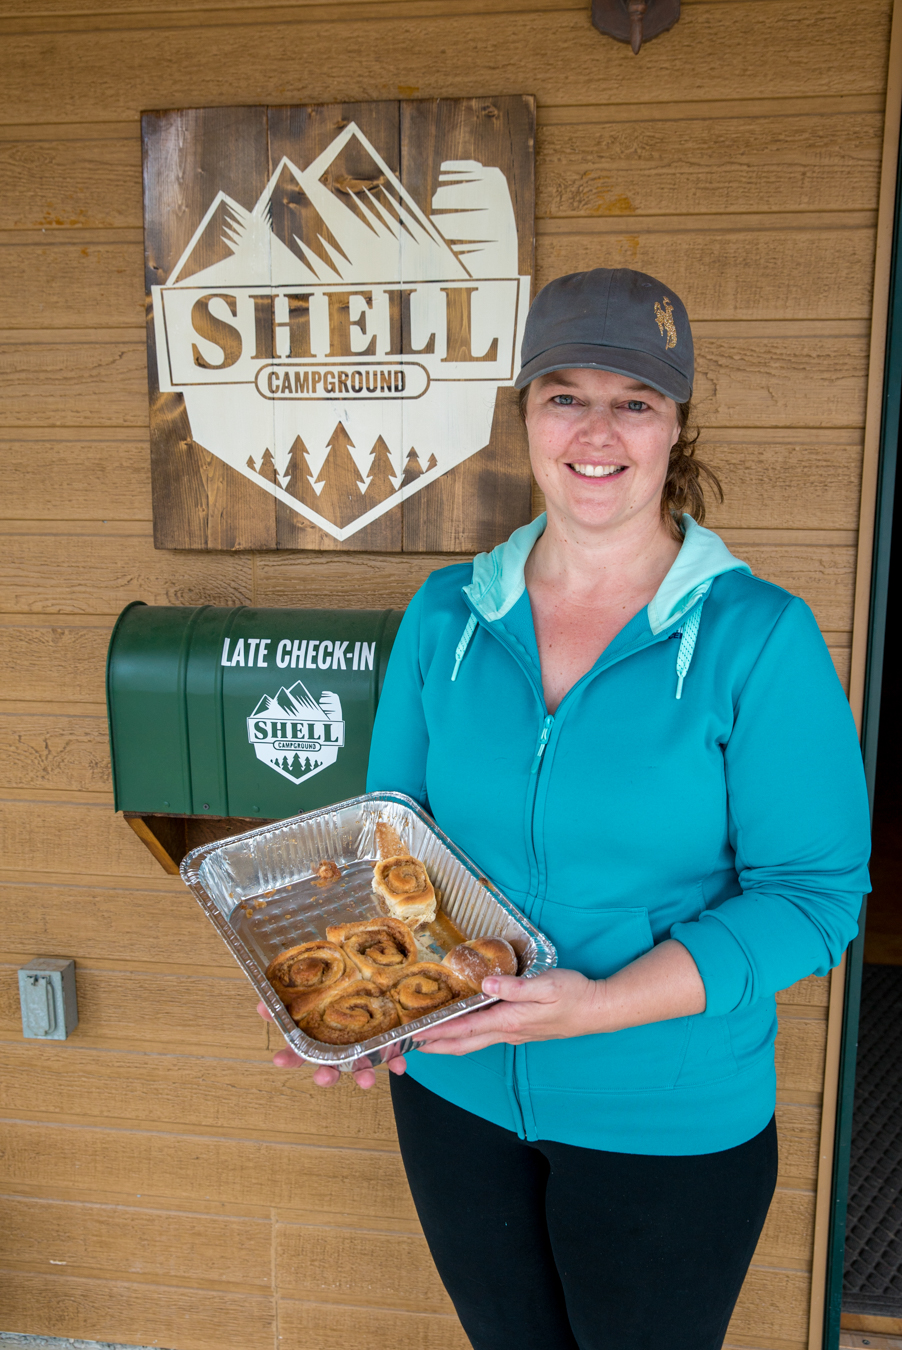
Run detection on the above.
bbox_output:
[552,394,575,406]
[626,400,648,412]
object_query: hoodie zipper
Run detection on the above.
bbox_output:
[463,602,679,888]
[459,605,685,1139]
[456,628,550,1139]
[505,710,554,1139]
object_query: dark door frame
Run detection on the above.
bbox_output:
[822,112,902,1348]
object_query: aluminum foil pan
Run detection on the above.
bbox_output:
[180,791,557,1069]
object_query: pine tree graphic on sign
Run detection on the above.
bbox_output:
[400,449,424,489]
[365,435,400,505]
[314,423,368,527]
[282,435,324,513]
[425,453,438,473]
[257,448,277,485]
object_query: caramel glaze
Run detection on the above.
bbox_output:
[368,877,465,954]
[427,909,469,954]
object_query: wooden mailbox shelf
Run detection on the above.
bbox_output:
[123,811,276,874]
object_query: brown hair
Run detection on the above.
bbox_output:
[517,385,723,541]
[662,400,723,539]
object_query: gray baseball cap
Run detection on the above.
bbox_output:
[514,268,694,403]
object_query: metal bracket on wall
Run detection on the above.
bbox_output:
[591,0,680,53]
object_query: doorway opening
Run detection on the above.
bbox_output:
[835,105,902,1349]
[840,456,902,1342]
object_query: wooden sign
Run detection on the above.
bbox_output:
[142,98,535,552]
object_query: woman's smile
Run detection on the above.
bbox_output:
[567,462,627,479]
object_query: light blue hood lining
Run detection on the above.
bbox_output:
[646,516,749,634]
[454,514,751,695]
[464,513,548,623]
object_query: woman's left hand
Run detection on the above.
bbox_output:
[414,968,603,1057]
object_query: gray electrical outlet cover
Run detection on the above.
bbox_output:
[18,959,78,1041]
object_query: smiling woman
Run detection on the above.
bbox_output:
[517,364,722,541]
[272,268,872,1350]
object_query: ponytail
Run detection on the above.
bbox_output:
[662,401,723,540]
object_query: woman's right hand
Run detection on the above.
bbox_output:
[256,1000,407,1089]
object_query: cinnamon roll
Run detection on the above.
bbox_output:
[442,937,518,989]
[298,980,400,1044]
[265,940,356,1015]
[372,855,437,926]
[388,962,474,1024]
[326,915,419,989]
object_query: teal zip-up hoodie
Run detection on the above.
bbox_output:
[366,515,871,1154]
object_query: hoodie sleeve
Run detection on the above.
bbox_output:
[671,596,870,1017]
[366,583,430,807]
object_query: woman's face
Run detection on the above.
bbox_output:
[524,367,681,536]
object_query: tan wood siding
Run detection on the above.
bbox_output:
[0,0,893,1346]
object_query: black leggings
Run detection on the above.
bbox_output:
[390,1072,777,1350]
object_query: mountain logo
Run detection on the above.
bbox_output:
[151,121,530,540]
[247,680,345,785]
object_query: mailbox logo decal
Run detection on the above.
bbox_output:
[151,121,529,541]
[247,679,345,785]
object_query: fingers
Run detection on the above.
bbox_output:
[382,1045,407,1075]
[310,1063,376,1089]
[482,973,556,1001]
[417,1000,524,1045]
[415,1014,482,1044]
[272,1046,308,1069]
[267,1020,386,1089]
[256,999,275,1022]
[418,1032,499,1056]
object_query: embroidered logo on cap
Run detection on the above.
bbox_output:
[654,296,677,351]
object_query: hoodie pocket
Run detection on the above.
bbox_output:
[539,901,655,980]
[526,901,696,1094]
[673,1015,737,1086]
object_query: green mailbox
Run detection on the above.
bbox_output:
[107,604,402,821]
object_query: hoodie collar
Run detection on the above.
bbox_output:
[646,516,750,633]
[463,513,751,633]
[463,513,547,622]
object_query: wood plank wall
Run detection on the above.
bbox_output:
[0,2,892,1348]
